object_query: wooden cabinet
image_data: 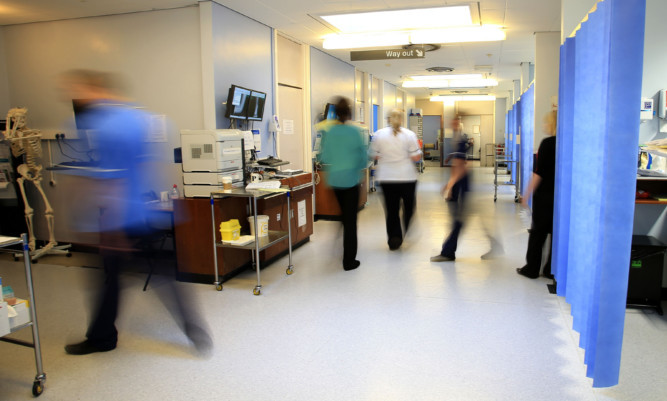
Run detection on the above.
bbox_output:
[314,167,368,219]
[173,173,314,283]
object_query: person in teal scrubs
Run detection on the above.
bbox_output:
[318,97,368,271]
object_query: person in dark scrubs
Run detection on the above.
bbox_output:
[517,110,557,279]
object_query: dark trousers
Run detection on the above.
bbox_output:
[523,226,552,277]
[333,185,360,266]
[440,175,468,257]
[86,227,198,347]
[380,182,417,244]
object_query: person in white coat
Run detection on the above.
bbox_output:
[369,109,422,250]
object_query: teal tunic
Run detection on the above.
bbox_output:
[318,122,367,189]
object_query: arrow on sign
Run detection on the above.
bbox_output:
[416,49,424,57]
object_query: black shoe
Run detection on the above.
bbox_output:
[388,237,402,250]
[542,272,554,280]
[185,323,213,356]
[516,267,539,279]
[343,260,361,271]
[65,340,116,355]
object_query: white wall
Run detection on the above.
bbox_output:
[309,48,355,133]
[639,0,667,144]
[0,7,203,243]
[210,3,274,154]
[0,29,9,115]
[561,0,598,42]
[495,97,507,144]
[534,32,560,146]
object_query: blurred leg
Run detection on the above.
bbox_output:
[334,186,360,267]
[381,183,403,248]
[401,181,417,233]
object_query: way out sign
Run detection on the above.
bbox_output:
[350,48,425,61]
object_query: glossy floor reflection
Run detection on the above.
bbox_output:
[0,163,665,400]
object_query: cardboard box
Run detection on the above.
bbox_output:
[0,301,10,336]
[9,300,30,329]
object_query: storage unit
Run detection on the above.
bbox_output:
[210,187,295,295]
[0,234,46,397]
[627,235,666,315]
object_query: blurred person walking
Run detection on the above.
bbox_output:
[370,109,422,250]
[431,116,470,262]
[516,110,557,279]
[58,69,211,355]
[317,97,368,270]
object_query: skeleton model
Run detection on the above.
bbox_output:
[3,108,70,260]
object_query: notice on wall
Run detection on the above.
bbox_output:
[148,114,168,142]
[283,120,294,135]
[297,200,306,227]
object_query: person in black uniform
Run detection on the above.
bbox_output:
[431,116,470,261]
[517,110,557,279]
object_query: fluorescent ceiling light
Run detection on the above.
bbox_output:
[410,26,506,44]
[321,6,472,33]
[322,26,506,50]
[409,74,482,81]
[323,31,410,49]
[430,95,496,102]
[403,79,498,89]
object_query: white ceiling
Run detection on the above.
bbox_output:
[0,0,561,99]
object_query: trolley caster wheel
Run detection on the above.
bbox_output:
[215,284,223,291]
[32,381,43,396]
[370,188,376,192]
[32,259,38,264]
[494,198,497,202]
[13,256,18,262]
[253,287,261,296]
[286,266,294,275]
[66,252,72,257]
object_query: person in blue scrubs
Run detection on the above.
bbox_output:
[59,69,211,355]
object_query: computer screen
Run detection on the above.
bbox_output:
[225,85,251,120]
[324,103,337,120]
[246,90,266,121]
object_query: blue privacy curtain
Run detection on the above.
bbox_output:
[512,100,521,184]
[519,84,535,196]
[552,0,645,387]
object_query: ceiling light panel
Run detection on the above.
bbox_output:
[409,74,482,81]
[321,6,472,33]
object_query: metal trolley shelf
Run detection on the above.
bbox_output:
[0,234,46,397]
[210,186,295,295]
[217,230,288,251]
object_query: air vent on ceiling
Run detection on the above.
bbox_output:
[426,66,454,72]
[403,44,441,52]
[451,90,469,94]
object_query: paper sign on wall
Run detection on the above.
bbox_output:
[283,120,294,135]
[297,200,306,227]
[148,114,168,142]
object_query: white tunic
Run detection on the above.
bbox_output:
[369,127,422,182]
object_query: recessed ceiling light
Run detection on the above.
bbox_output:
[430,95,496,102]
[321,6,472,33]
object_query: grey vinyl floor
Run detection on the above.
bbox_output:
[1,162,666,400]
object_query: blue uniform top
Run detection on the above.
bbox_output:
[76,100,153,232]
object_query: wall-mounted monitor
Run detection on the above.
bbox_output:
[246,90,266,121]
[225,85,251,120]
[324,103,337,120]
